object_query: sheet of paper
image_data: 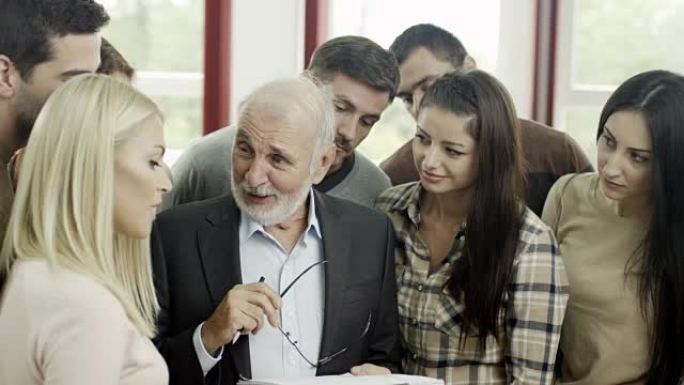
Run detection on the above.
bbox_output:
[238,373,444,385]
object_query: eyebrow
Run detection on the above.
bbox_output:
[416,126,466,148]
[416,125,427,134]
[604,127,652,153]
[337,96,383,120]
[268,144,293,160]
[334,96,355,110]
[411,75,436,92]
[362,112,381,122]
[236,130,294,159]
[396,89,411,99]
[236,131,250,142]
[397,76,435,99]
[59,69,92,80]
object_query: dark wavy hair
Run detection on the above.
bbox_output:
[596,70,684,384]
[420,70,524,344]
[0,0,109,80]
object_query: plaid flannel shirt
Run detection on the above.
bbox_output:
[375,183,568,385]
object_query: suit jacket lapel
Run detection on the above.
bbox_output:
[315,192,351,365]
[196,195,252,379]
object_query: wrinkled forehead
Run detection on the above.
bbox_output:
[237,104,320,154]
[239,96,319,136]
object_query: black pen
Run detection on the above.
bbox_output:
[231,276,265,344]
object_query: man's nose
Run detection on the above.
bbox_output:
[244,158,269,187]
[336,114,357,144]
[410,90,425,119]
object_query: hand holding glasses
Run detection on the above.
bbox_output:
[203,259,373,370]
[230,260,330,344]
[200,276,283,355]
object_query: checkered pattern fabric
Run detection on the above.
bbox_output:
[376,182,568,385]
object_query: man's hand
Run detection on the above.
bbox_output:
[350,363,391,376]
[201,282,282,354]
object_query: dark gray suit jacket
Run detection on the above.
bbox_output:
[151,191,401,385]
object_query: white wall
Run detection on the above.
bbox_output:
[497,0,536,119]
[328,0,535,119]
[229,0,536,122]
[230,0,306,123]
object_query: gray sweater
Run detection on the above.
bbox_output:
[161,126,391,210]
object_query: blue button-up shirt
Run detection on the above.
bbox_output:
[193,189,325,379]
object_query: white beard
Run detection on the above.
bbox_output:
[231,173,311,226]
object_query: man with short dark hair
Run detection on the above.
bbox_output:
[390,24,476,118]
[163,35,399,210]
[0,0,109,244]
[381,23,592,215]
[7,38,136,192]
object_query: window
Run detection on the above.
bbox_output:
[554,0,684,165]
[328,0,534,163]
[99,0,205,165]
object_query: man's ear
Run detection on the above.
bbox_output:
[0,55,18,98]
[311,144,336,184]
[462,55,477,70]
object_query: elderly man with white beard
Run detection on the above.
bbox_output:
[151,76,401,385]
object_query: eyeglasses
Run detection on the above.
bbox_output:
[276,260,372,369]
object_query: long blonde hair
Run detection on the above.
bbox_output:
[0,74,161,337]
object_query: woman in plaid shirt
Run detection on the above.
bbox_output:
[375,70,568,384]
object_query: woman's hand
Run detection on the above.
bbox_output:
[350,363,391,376]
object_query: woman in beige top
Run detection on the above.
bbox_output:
[542,70,684,384]
[0,74,172,384]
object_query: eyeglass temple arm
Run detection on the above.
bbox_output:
[279,260,328,297]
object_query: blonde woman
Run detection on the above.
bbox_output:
[0,74,171,384]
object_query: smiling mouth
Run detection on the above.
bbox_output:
[246,192,275,203]
[248,192,271,197]
[421,170,445,182]
[603,178,625,188]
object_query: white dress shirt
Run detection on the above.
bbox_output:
[193,190,325,379]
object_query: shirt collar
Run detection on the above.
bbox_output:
[239,189,322,240]
[305,189,322,238]
[389,182,423,227]
[389,182,468,236]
